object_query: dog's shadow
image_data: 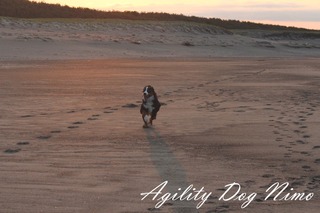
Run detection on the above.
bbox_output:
[144,128,186,184]
[144,128,195,211]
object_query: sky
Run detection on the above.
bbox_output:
[33,0,320,30]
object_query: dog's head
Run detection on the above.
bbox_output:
[142,85,155,97]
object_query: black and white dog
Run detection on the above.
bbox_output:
[140,85,161,128]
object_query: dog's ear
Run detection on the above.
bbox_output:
[148,85,155,93]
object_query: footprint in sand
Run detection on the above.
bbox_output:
[87,114,101,120]
[262,174,275,178]
[37,135,51,140]
[296,140,305,144]
[72,121,84,125]
[17,141,30,145]
[67,110,76,113]
[50,130,61,134]
[287,135,293,139]
[300,151,310,156]
[206,195,218,204]
[81,108,91,111]
[310,108,316,112]
[21,115,34,118]
[4,148,21,154]
[104,111,114,114]
[314,159,320,164]
[311,176,320,184]
[214,204,230,213]
[266,108,276,112]
[122,103,139,108]
[302,166,312,172]
[147,207,160,212]
[291,180,305,188]
[273,131,280,135]
[68,126,79,129]
[284,153,292,158]
[255,197,264,203]
[291,159,304,163]
[307,182,317,190]
[294,130,302,134]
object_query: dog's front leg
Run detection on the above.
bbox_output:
[142,113,149,128]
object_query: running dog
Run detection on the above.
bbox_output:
[140,85,161,128]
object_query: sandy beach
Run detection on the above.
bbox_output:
[0,17,320,213]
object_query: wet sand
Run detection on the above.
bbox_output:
[0,58,320,212]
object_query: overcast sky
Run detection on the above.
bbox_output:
[33,0,320,30]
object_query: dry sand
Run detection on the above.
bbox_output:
[0,17,320,213]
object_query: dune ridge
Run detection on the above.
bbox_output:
[1,17,320,60]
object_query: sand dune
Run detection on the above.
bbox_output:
[0,17,320,60]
